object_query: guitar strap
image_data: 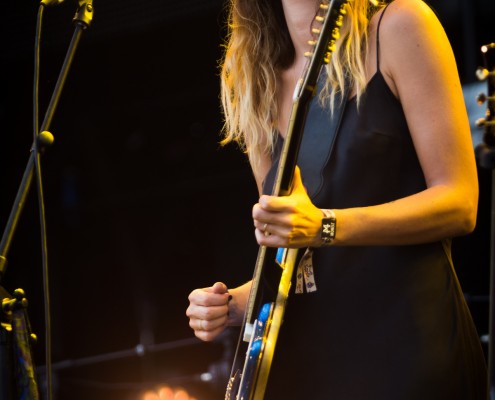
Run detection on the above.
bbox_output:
[265,71,350,200]
[294,72,350,294]
[297,72,350,200]
[261,72,350,294]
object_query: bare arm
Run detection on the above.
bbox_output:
[253,0,478,248]
[186,281,252,341]
[186,150,270,341]
[334,0,477,245]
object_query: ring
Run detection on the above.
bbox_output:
[198,319,204,331]
[262,223,271,237]
[262,223,268,232]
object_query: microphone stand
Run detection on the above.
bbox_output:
[0,2,94,399]
[0,1,94,278]
[475,43,495,400]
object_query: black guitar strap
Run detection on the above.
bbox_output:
[265,71,350,200]
[297,73,350,201]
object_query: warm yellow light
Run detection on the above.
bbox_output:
[157,386,175,400]
[140,385,198,400]
[174,389,192,400]
[141,390,159,400]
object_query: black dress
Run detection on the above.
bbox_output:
[262,10,487,400]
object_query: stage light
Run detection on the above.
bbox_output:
[139,385,198,400]
[141,390,159,400]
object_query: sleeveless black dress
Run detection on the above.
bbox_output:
[261,9,487,400]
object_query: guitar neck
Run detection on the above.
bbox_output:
[226,1,350,398]
[243,82,317,336]
[242,0,348,338]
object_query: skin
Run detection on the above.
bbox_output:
[186,0,478,342]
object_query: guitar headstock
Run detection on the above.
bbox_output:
[306,0,348,64]
[295,0,349,99]
[476,43,495,149]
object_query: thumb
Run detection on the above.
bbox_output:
[291,166,307,195]
[210,282,228,294]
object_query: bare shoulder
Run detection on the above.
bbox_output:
[377,0,449,54]
[375,0,456,98]
[379,0,440,31]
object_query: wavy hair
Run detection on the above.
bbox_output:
[220,0,387,175]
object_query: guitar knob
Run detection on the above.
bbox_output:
[476,117,486,127]
[476,67,489,81]
[477,92,487,105]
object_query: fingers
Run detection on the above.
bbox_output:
[290,166,307,195]
[186,284,230,342]
[187,303,229,342]
[252,196,293,246]
[210,281,228,295]
[252,166,321,248]
[193,324,227,342]
[186,300,228,321]
[254,224,292,248]
[188,285,230,307]
[255,166,307,213]
[190,313,226,332]
[188,310,228,341]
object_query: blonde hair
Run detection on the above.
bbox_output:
[220,0,387,175]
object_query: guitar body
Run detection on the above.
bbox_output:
[237,303,274,399]
[250,248,298,400]
[226,1,349,398]
[227,248,296,400]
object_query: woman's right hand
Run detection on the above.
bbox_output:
[186,281,250,342]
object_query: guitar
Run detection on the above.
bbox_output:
[474,42,495,399]
[225,1,349,399]
[476,43,495,154]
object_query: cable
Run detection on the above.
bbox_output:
[33,4,53,400]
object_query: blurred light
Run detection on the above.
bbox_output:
[141,390,159,400]
[139,385,198,400]
[157,386,175,400]
[199,372,213,382]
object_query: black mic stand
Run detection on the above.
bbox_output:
[475,43,495,400]
[0,2,94,399]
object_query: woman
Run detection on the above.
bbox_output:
[186,0,487,398]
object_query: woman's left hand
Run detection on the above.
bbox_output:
[253,166,324,248]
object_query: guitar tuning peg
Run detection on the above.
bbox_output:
[312,28,321,35]
[476,93,487,105]
[315,16,325,23]
[476,117,486,127]
[476,67,489,81]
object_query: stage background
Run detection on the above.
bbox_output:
[0,0,494,399]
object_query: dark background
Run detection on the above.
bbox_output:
[0,1,494,399]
